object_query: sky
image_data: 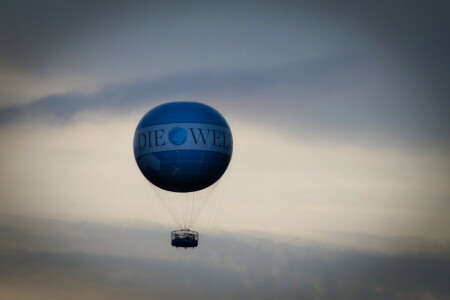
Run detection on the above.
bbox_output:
[0,0,449,299]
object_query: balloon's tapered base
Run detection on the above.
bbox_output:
[171,230,199,249]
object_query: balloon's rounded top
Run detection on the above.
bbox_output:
[133,101,232,193]
[136,102,230,129]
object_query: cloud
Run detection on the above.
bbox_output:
[1,0,449,146]
[1,115,448,242]
[1,215,449,300]
[2,0,448,122]
[1,52,448,149]
[0,53,357,123]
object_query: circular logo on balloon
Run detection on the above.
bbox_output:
[168,127,187,145]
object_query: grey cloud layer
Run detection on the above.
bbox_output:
[1,0,449,146]
[1,53,448,147]
[1,0,449,79]
[0,54,355,120]
[1,215,449,300]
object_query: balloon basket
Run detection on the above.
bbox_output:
[171,230,199,249]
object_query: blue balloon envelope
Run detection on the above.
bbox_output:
[133,102,233,192]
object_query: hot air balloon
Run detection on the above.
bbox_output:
[133,102,233,248]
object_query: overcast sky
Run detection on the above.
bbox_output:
[1,0,449,299]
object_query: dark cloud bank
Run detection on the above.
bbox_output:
[1,215,449,299]
[0,54,357,122]
[0,53,448,149]
[1,0,449,147]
